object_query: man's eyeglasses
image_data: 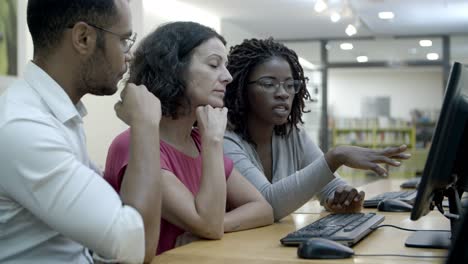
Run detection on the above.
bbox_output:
[68,22,137,53]
[247,77,308,94]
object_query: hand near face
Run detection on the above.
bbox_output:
[114,83,161,126]
[195,105,227,142]
[325,145,411,176]
[325,185,365,213]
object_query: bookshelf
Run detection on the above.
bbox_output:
[332,118,416,149]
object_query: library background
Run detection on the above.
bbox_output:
[1,0,467,182]
[285,36,467,184]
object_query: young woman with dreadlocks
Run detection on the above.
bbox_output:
[223,38,411,221]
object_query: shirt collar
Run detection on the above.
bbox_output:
[24,62,87,123]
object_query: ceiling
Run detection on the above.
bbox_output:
[178,0,468,64]
[178,0,468,39]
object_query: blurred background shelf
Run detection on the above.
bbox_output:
[333,127,415,149]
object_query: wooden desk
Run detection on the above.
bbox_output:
[152,179,449,264]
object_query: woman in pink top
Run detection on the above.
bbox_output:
[104,21,274,255]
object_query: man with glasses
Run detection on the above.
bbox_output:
[0,0,162,263]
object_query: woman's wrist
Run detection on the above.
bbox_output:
[325,147,344,173]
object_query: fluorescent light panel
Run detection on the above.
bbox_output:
[419,40,433,47]
[340,43,353,50]
[378,11,394,20]
[330,12,341,23]
[314,0,327,13]
[426,53,439,60]
[356,56,368,63]
[345,24,357,36]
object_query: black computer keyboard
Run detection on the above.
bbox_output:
[280,213,385,247]
[363,190,417,208]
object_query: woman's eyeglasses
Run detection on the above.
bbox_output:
[247,77,308,94]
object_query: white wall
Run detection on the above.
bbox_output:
[142,0,221,38]
[0,0,32,91]
[328,67,444,120]
[221,21,257,48]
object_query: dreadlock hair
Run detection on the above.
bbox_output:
[225,38,311,145]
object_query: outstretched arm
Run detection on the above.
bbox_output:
[224,133,341,221]
[320,144,410,213]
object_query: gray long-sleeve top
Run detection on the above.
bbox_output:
[223,127,347,221]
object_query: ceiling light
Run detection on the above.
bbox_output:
[314,0,328,13]
[426,53,439,60]
[330,12,341,23]
[356,56,368,63]
[419,40,433,47]
[345,24,357,36]
[378,11,394,20]
[340,43,353,50]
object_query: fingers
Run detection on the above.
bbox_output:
[120,84,129,101]
[369,163,388,176]
[221,107,228,116]
[390,153,412,160]
[327,187,365,213]
[356,191,365,202]
[114,100,123,114]
[377,156,401,167]
[334,186,356,206]
[381,144,408,156]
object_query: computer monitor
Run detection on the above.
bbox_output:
[446,204,468,264]
[405,62,468,249]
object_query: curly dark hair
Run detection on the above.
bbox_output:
[129,21,226,119]
[27,0,119,56]
[225,38,311,144]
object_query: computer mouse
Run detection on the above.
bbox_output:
[377,199,413,212]
[297,238,354,259]
[400,177,421,189]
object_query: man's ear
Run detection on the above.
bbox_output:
[70,22,97,55]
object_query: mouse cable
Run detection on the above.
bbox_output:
[370,224,450,232]
[354,253,446,259]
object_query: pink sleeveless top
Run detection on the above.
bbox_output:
[104,128,233,254]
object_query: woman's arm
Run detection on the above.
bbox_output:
[224,133,339,222]
[161,166,225,240]
[160,106,228,240]
[224,169,274,232]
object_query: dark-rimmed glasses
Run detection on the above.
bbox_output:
[247,77,308,94]
[68,22,137,53]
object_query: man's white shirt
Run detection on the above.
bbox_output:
[0,62,145,264]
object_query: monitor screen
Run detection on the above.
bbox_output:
[406,62,468,249]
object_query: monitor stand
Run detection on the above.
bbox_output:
[405,187,463,249]
[405,230,451,249]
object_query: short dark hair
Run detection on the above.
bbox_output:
[129,21,226,119]
[225,38,311,144]
[27,0,119,55]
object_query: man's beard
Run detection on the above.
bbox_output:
[80,50,119,96]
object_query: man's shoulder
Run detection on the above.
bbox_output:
[0,80,49,122]
[0,84,59,146]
